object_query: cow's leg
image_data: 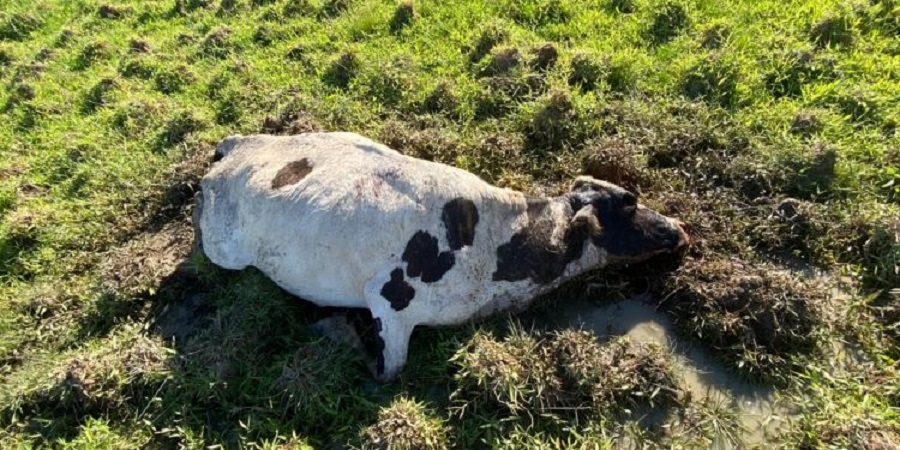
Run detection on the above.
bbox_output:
[364,271,417,382]
[370,312,414,382]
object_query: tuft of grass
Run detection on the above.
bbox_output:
[324,52,361,89]
[568,52,603,91]
[199,27,234,58]
[810,13,856,49]
[682,52,742,106]
[390,1,416,33]
[0,12,42,41]
[322,0,353,18]
[452,327,681,424]
[359,397,449,450]
[581,138,649,193]
[81,77,119,114]
[75,41,113,70]
[421,81,461,117]
[529,43,558,72]
[523,89,582,152]
[607,0,635,14]
[646,1,689,44]
[478,47,521,77]
[469,22,509,63]
[97,4,128,20]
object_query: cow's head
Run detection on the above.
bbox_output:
[567,176,689,263]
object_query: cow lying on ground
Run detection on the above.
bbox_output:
[195,132,689,381]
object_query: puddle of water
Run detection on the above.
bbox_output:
[530,294,791,447]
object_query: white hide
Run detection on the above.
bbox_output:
[198,132,609,380]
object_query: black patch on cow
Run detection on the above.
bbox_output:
[381,268,416,311]
[402,231,455,283]
[374,318,385,376]
[492,197,591,284]
[271,158,313,189]
[442,198,479,250]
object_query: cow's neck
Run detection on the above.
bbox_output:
[490,194,605,288]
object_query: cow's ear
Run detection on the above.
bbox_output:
[570,204,602,236]
[570,176,601,193]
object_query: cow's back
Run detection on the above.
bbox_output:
[198,133,526,308]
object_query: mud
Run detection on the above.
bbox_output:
[532,294,790,446]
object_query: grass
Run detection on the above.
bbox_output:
[0,0,898,447]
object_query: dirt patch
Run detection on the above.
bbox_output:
[260,110,322,135]
[102,220,196,300]
[529,43,558,72]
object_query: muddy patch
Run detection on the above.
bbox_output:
[530,295,789,446]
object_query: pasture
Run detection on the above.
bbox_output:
[0,0,898,448]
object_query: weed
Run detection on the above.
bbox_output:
[390,1,416,33]
[646,1,689,45]
[359,397,449,450]
[524,89,582,152]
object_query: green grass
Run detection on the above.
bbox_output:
[1,0,899,447]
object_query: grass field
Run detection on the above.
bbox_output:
[0,0,899,448]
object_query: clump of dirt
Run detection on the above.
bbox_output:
[323,52,360,89]
[98,4,126,19]
[811,13,855,49]
[390,1,416,33]
[154,65,194,94]
[451,328,681,420]
[128,39,150,53]
[378,121,461,163]
[646,1,689,44]
[420,81,460,117]
[480,47,521,77]
[199,27,233,58]
[468,23,509,63]
[81,78,118,114]
[581,138,650,192]
[529,43,558,72]
[524,89,581,152]
[0,12,42,41]
[659,257,824,381]
[252,26,275,46]
[260,110,322,135]
[102,220,196,300]
[75,41,113,69]
[360,397,449,450]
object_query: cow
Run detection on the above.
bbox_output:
[195,132,690,381]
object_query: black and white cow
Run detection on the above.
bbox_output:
[196,132,689,381]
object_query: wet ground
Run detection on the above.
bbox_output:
[534,294,789,447]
